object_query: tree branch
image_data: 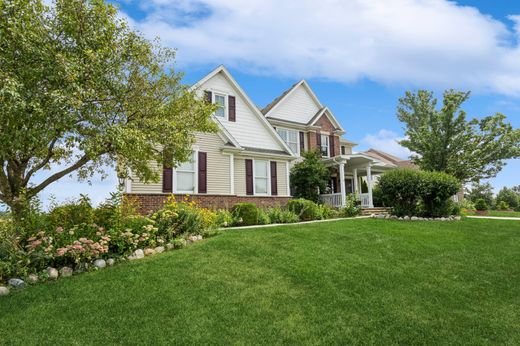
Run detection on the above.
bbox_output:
[23,137,59,185]
[27,154,91,197]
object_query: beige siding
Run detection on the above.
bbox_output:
[270,85,320,124]
[196,132,231,194]
[130,161,163,194]
[198,72,284,151]
[276,161,289,196]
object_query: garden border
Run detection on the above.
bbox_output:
[220,215,371,230]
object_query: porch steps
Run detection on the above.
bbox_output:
[360,207,391,216]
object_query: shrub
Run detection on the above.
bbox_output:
[372,186,386,207]
[317,204,339,219]
[495,187,519,209]
[377,168,422,217]
[266,207,299,224]
[286,199,320,221]
[497,201,510,210]
[215,209,234,227]
[341,194,360,217]
[231,203,259,226]
[47,195,94,229]
[418,171,460,217]
[290,150,330,203]
[257,209,271,225]
[475,198,488,211]
[457,199,475,211]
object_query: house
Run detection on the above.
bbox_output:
[124,65,398,213]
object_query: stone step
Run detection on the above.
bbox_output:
[360,207,391,216]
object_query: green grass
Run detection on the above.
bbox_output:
[2,219,520,345]
[465,210,520,218]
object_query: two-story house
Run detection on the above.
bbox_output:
[124,65,397,213]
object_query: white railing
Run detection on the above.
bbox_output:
[320,193,343,207]
[358,193,370,207]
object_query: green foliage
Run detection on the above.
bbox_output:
[497,201,510,210]
[465,182,494,206]
[360,180,368,194]
[231,203,259,226]
[0,0,217,219]
[397,90,520,183]
[457,199,476,211]
[474,198,489,211]
[495,187,519,209]
[215,209,234,227]
[47,195,94,230]
[257,209,271,225]
[341,194,360,217]
[418,171,460,217]
[377,169,423,217]
[286,199,321,221]
[266,208,299,224]
[372,186,385,207]
[290,150,330,203]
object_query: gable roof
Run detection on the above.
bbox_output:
[262,80,323,119]
[191,65,296,157]
[307,106,345,133]
[361,149,416,168]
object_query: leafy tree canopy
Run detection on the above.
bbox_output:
[397,90,520,183]
[290,150,329,203]
[495,187,519,209]
[0,0,217,217]
[465,182,494,206]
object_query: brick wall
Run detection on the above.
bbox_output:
[125,193,291,215]
[308,131,317,151]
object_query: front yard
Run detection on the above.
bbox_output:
[464,210,520,218]
[1,218,519,345]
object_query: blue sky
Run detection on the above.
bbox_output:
[15,0,520,209]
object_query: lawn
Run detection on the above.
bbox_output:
[1,218,520,345]
[464,210,520,218]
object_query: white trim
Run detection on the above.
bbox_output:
[124,177,132,193]
[252,159,270,196]
[174,150,198,194]
[212,92,228,120]
[191,65,297,157]
[320,134,330,157]
[308,107,345,133]
[286,161,290,196]
[229,153,235,194]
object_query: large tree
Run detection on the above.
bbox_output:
[0,0,216,218]
[290,150,329,203]
[465,182,494,206]
[397,90,520,183]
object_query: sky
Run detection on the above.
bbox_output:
[14,0,520,209]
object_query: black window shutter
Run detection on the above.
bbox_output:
[228,95,236,122]
[329,135,335,156]
[270,161,278,196]
[299,131,305,152]
[198,152,207,194]
[162,149,173,193]
[316,131,321,147]
[245,159,253,195]
[204,90,212,104]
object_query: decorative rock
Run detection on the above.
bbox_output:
[398,217,403,220]
[27,274,38,284]
[8,278,25,289]
[93,259,106,269]
[144,248,156,256]
[154,246,165,254]
[0,286,9,296]
[374,214,385,219]
[454,216,461,221]
[166,243,175,250]
[411,216,418,221]
[47,267,59,280]
[129,249,145,260]
[403,216,410,221]
[107,258,115,266]
[60,267,73,277]
[197,235,203,240]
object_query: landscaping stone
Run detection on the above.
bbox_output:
[166,243,175,250]
[129,249,144,260]
[27,274,38,284]
[8,278,25,289]
[155,246,165,254]
[144,248,156,256]
[0,286,9,296]
[411,216,419,221]
[47,267,59,280]
[197,235,203,240]
[398,217,403,220]
[403,216,410,221]
[454,216,462,221]
[93,259,106,269]
[60,267,73,277]
[375,214,386,219]
[107,258,115,266]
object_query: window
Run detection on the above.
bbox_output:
[276,128,299,154]
[176,152,196,193]
[341,145,346,155]
[320,134,329,157]
[254,160,269,195]
[214,94,226,118]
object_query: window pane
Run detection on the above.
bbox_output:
[254,160,267,177]
[177,172,194,192]
[178,153,195,171]
[288,130,297,142]
[289,142,298,153]
[255,177,268,194]
[215,94,225,118]
[277,129,287,141]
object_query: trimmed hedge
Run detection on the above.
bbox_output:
[231,203,259,226]
[378,168,460,217]
[286,199,321,221]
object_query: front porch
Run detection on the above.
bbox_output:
[319,154,393,208]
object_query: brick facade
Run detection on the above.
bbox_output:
[125,193,291,215]
[307,114,340,155]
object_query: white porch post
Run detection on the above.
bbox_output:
[339,162,346,207]
[353,168,358,195]
[366,164,373,208]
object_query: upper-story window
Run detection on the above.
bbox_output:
[254,160,269,195]
[341,145,346,155]
[214,93,226,118]
[276,128,299,154]
[175,152,196,193]
[320,134,329,157]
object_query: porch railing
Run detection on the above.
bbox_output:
[320,193,342,208]
[358,193,370,207]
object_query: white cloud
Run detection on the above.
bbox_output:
[120,0,520,96]
[362,129,412,159]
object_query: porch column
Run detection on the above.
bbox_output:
[353,168,358,195]
[366,164,374,208]
[339,162,346,207]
